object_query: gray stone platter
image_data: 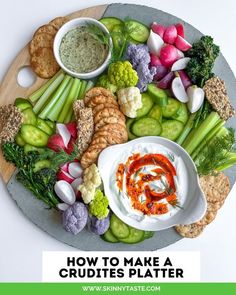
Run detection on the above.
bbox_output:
[7,3,236,251]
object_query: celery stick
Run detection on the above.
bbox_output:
[64,108,73,123]
[192,120,225,160]
[176,113,197,145]
[47,79,73,121]
[39,75,71,119]
[78,80,87,99]
[84,80,94,92]
[216,152,236,171]
[58,78,81,123]
[29,70,63,103]
[33,72,65,114]
[182,112,220,155]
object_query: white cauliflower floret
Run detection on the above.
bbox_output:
[117,87,142,118]
[79,164,101,204]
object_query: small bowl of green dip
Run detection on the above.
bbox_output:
[54,17,112,79]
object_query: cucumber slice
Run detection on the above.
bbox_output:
[148,105,162,122]
[162,98,181,118]
[22,108,37,125]
[132,117,162,137]
[15,134,26,147]
[33,159,51,173]
[143,231,155,240]
[102,229,119,243]
[14,98,32,111]
[111,24,124,49]
[125,20,149,43]
[24,144,43,154]
[147,84,168,106]
[100,17,123,32]
[45,120,56,131]
[172,103,189,124]
[136,93,153,117]
[119,227,145,244]
[21,125,49,147]
[160,120,184,141]
[37,118,53,135]
[110,214,130,239]
[126,118,137,140]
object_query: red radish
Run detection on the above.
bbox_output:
[171,57,191,71]
[150,53,162,67]
[66,122,77,139]
[177,49,184,59]
[57,203,70,211]
[178,70,192,89]
[56,123,71,148]
[57,170,75,184]
[71,177,83,192]
[47,134,66,152]
[151,22,165,39]
[147,30,164,55]
[66,138,76,154]
[175,23,184,38]
[171,75,189,103]
[159,44,178,67]
[60,162,69,173]
[153,65,168,81]
[68,162,83,178]
[54,180,76,205]
[157,71,175,89]
[163,25,177,44]
[175,35,192,52]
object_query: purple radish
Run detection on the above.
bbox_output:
[171,75,189,103]
[163,25,177,44]
[157,71,175,89]
[178,70,192,89]
[171,57,191,71]
[153,65,168,81]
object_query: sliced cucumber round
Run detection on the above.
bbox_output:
[110,214,130,239]
[126,118,137,140]
[147,84,168,106]
[119,227,145,244]
[125,20,149,43]
[100,17,123,32]
[102,229,119,243]
[160,120,184,141]
[22,108,37,125]
[21,125,49,147]
[172,103,189,124]
[148,105,162,122]
[132,117,162,137]
[136,93,153,117]
[15,133,26,147]
[162,98,181,118]
[14,97,32,111]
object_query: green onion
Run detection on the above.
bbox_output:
[29,70,63,103]
[38,75,71,119]
[47,79,73,121]
[33,71,65,114]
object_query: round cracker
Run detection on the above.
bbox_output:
[33,24,57,37]
[92,103,119,116]
[30,47,60,78]
[94,107,125,124]
[29,33,54,55]
[175,224,205,238]
[49,16,68,30]
[81,144,107,168]
[207,200,224,212]
[84,87,115,105]
[97,123,128,142]
[87,95,118,108]
[195,210,217,226]
[199,173,230,203]
[95,117,126,132]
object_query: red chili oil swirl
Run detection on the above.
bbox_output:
[116,153,177,215]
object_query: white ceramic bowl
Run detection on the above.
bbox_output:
[53,17,112,79]
[98,136,207,231]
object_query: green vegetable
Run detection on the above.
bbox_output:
[182,112,220,155]
[215,152,236,172]
[33,159,51,173]
[124,19,149,43]
[89,190,109,220]
[110,214,130,239]
[195,128,236,175]
[99,17,123,32]
[21,108,37,125]
[24,144,43,154]
[186,36,220,87]
[21,125,49,147]
[14,98,32,111]
[96,74,117,93]
[160,120,184,141]
[15,134,26,147]
[132,117,162,136]
[172,103,189,124]
[162,98,181,118]
[2,142,59,208]
[119,227,144,244]
[176,112,198,145]
[37,118,54,135]
[142,231,155,241]
[102,229,119,243]
[108,61,138,90]
[78,80,88,99]
[136,93,153,117]
[147,84,168,106]
[148,105,162,122]
[126,118,137,140]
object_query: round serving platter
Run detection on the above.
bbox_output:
[1,3,236,251]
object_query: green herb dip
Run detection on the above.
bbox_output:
[59,26,109,73]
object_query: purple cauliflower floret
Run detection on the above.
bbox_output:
[126,44,150,68]
[136,63,157,92]
[87,214,110,235]
[126,44,156,92]
[62,202,88,235]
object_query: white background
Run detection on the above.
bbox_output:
[0,0,236,282]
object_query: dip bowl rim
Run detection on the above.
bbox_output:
[98,136,207,231]
[53,17,112,79]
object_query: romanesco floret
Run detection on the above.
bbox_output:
[108,61,138,90]
[89,190,109,219]
[96,74,117,94]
